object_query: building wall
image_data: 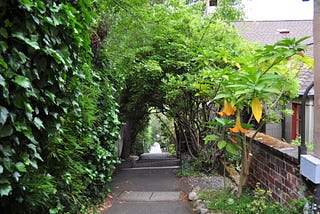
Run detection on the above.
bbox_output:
[284,105,293,142]
[205,0,217,14]
[265,123,282,139]
[305,98,314,143]
[267,97,314,145]
[247,132,314,204]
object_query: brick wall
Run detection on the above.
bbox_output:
[247,132,313,204]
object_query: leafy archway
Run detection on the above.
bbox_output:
[104,0,247,161]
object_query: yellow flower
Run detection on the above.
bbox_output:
[251,98,262,123]
[229,115,247,133]
[218,100,236,116]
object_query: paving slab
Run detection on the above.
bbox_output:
[103,202,192,214]
[140,152,175,160]
[119,191,153,201]
[118,191,181,202]
[150,191,181,201]
[100,166,194,214]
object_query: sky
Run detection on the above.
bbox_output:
[242,0,314,21]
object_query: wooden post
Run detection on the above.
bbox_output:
[312,0,320,211]
[314,0,320,157]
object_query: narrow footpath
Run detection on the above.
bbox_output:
[100,153,194,214]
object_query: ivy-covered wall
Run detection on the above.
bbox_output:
[0,0,119,213]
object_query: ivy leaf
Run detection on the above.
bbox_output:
[13,75,31,88]
[18,0,34,11]
[12,171,21,182]
[16,50,28,63]
[15,162,27,172]
[29,160,38,169]
[0,145,14,157]
[45,90,56,103]
[43,48,65,64]
[27,143,37,153]
[0,59,8,69]
[3,158,13,172]
[0,125,13,138]
[0,106,9,125]
[0,41,8,52]
[33,117,44,129]
[251,98,263,123]
[34,152,43,161]
[0,178,12,196]
[217,140,227,149]
[0,28,8,38]
[24,102,33,113]
[12,32,40,49]
[0,165,3,174]
[0,74,6,87]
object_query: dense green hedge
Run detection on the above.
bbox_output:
[0,0,119,213]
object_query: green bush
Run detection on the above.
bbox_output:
[0,0,119,212]
[199,185,309,214]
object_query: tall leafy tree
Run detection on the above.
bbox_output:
[105,0,245,160]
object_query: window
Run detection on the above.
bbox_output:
[209,0,217,6]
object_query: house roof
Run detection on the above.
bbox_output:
[233,20,314,95]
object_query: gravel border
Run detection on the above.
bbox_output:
[187,175,234,191]
[186,175,235,214]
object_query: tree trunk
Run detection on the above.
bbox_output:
[121,122,133,159]
[238,134,252,197]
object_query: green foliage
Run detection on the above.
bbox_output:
[134,125,152,154]
[211,0,244,22]
[104,0,245,159]
[168,144,176,155]
[197,37,310,195]
[0,0,120,212]
[200,189,252,213]
[247,183,273,213]
[199,186,309,214]
[176,168,198,177]
[247,183,309,214]
[291,136,314,152]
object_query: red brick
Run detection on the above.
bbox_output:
[272,192,280,202]
[268,175,275,184]
[280,169,287,177]
[286,163,294,174]
[291,175,297,185]
[285,179,291,189]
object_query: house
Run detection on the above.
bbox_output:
[233,20,314,143]
[205,0,217,14]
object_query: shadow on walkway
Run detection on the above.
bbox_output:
[100,153,194,214]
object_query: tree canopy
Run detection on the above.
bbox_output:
[105,0,247,158]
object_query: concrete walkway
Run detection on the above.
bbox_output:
[100,156,194,214]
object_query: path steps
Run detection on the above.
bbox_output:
[100,153,194,214]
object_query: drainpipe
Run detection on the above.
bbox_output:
[299,81,314,158]
[299,82,318,212]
